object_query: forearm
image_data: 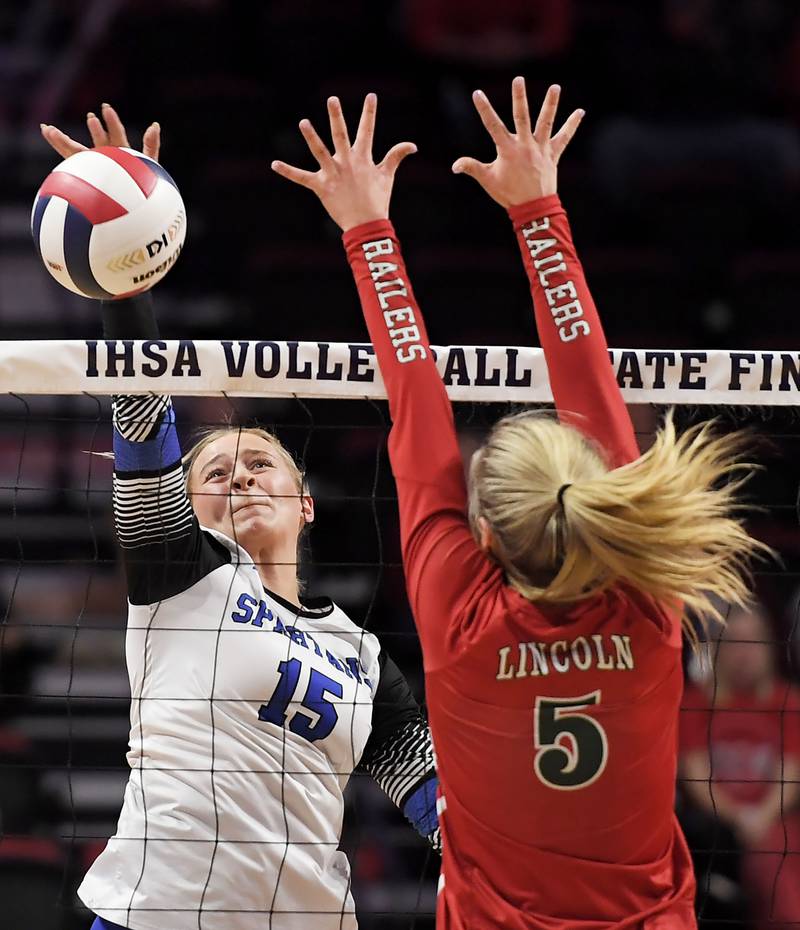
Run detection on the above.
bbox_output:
[102,293,179,471]
[102,294,176,457]
[366,716,440,848]
[100,295,217,606]
[509,195,639,468]
[359,652,439,847]
[101,295,191,547]
[342,220,467,511]
[364,717,437,805]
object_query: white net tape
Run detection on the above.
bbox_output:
[1,340,798,403]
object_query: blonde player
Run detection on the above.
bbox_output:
[274,80,768,928]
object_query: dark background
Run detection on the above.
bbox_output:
[1,1,800,928]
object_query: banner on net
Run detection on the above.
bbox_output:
[0,340,798,405]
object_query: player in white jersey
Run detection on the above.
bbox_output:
[41,108,439,930]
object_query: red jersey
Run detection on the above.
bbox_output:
[681,681,800,805]
[344,195,696,929]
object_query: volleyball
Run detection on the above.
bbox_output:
[31,145,186,299]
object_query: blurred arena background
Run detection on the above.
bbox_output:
[2,1,800,928]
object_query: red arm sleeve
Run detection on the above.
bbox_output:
[343,220,499,671]
[508,194,639,468]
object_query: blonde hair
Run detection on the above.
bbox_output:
[469,410,770,636]
[183,426,305,493]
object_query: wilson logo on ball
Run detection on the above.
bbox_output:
[31,146,187,300]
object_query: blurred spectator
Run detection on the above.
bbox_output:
[681,604,800,930]
[592,0,800,207]
[405,0,574,68]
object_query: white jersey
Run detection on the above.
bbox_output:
[79,528,382,930]
[76,340,438,930]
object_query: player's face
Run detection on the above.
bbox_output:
[188,433,313,556]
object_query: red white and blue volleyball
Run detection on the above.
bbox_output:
[31,146,186,299]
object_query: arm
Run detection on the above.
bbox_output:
[103,293,229,605]
[359,651,440,851]
[509,197,638,466]
[42,107,229,605]
[342,219,498,657]
[453,79,638,468]
[272,95,496,669]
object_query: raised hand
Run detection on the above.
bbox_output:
[40,102,161,162]
[272,94,416,231]
[452,77,584,208]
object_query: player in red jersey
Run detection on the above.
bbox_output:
[274,79,767,929]
[681,604,800,929]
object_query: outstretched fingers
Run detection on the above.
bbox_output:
[142,122,161,161]
[354,93,377,155]
[99,103,130,148]
[40,105,157,161]
[472,90,511,146]
[40,124,87,159]
[327,96,351,154]
[533,84,561,144]
[270,159,318,189]
[511,75,531,137]
[551,108,585,159]
[452,156,491,184]
[299,118,333,168]
[86,111,109,148]
[378,141,417,176]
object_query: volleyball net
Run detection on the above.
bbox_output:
[1,340,799,929]
[2,339,798,403]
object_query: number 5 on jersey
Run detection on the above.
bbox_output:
[534,691,608,790]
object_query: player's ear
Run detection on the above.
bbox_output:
[477,516,495,554]
[300,494,314,528]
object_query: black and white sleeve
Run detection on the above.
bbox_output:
[103,293,230,605]
[359,651,440,853]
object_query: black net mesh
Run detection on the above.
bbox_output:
[0,395,798,930]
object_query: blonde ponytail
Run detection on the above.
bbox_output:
[469,410,770,634]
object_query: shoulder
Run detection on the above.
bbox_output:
[605,584,684,646]
[295,595,382,677]
[123,523,235,607]
[440,574,530,654]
